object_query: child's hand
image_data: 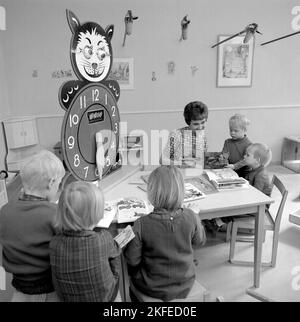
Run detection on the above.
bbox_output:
[225,164,235,169]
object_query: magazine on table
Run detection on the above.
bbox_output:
[184,176,218,194]
[204,168,249,190]
[184,182,206,203]
[117,198,150,223]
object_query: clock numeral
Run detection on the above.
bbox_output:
[114,123,118,134]
[80,95,87,109]
[83,166,89,179]
[111,105,116,117]
[67,136,75,149]
[69,114,79,128]
[106,156,111,166]
[105,93,108,105]
[74,154,80,167]
[92,89,99,102]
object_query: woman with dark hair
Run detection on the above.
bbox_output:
[161,101,208,167]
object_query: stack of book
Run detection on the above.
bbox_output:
[204,168,249,190]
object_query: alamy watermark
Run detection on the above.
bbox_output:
[0,266,5,291]
[291,266,300,291]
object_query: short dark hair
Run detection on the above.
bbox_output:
[183,101,208,125]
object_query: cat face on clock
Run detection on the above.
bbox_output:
[67,10,114,83]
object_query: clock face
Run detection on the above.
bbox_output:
[61,83,120,181]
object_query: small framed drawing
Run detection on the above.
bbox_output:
[217,35,254,87]
[109,58,134,90]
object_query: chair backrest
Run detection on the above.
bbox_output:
[270,175,288,230]
[246,288,276,302]
[129,279,223,302]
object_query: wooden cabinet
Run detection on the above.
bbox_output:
[281,136,300,173]
[4,118,38,149]
[2,117,40,171]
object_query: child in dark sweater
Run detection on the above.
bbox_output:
[0,150,65,301]
[124,165,206,301]
[222,114,252,178]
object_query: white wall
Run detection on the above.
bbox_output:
[1,0,300,168]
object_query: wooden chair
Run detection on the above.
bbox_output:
[129,279,224,302]
[229,175,288,267]
[246,287,275,302]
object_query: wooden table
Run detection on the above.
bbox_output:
[105,170,274,300]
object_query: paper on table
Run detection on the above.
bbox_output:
[96,201,117,228]
[184,182,205,203]
[114,225,135,248]
[117,198,150,224]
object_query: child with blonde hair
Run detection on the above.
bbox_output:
[50,181,121,302]
[0,150,65,302]
[124,165,206,301]
[243,143,272,196]
[222,114,252,178]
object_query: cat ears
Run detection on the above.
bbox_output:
[66,9,114,41]
[105,25,114,41]
[66,9,80,34]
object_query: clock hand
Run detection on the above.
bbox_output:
[96,132,105,181]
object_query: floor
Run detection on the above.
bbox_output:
[0,165,300,302]
[195,165,300,302]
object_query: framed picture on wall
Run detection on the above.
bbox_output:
[217,35,254,87]
[108,58,134,90]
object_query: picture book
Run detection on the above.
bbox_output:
[117,198,150,224]
[184,182,205,203]
[184,176,218,195]
[96,201,117,228]
[204,168,249,190]
[114,225,135,248]
[204,152,229,169]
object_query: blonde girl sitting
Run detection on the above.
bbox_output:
[124,165,206,301]
[50,181,121,302]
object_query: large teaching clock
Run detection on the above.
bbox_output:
[61,83,120,181]
[59,10,121,182]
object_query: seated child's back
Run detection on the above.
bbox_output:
[124,165,206,301]
[0,150,65,299]
[50,181,121,302]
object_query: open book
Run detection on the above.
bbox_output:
[184,182,205,203]
[204,152,229,169]
[117,198,150,223]
[204,168,249,190]
[96,201,117,228]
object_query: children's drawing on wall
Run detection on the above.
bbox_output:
[108,58,134,89]
[167,61,175,74]
[222,44,249,79]
[217,35,254,87]
[52,69,73,79]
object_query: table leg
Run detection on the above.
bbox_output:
[253,204,265,288]
[120,253,130,302]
